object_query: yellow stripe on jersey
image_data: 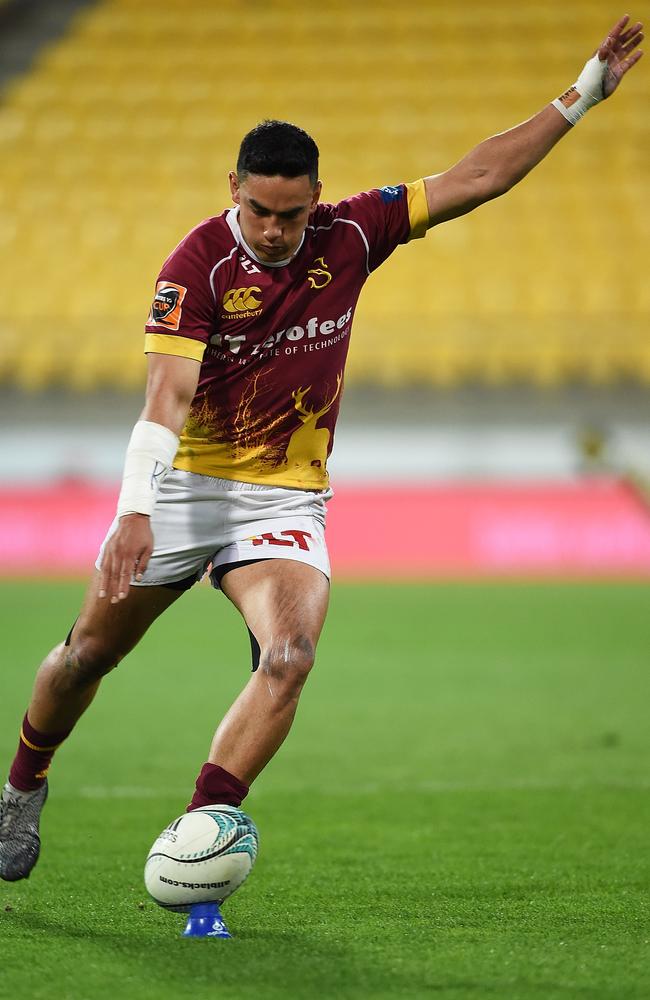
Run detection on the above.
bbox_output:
[144,333,206,362]
[405,179,429,240]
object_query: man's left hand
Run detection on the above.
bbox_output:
[598,14,644,98]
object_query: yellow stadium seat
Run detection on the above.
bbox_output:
[0,0,647,388]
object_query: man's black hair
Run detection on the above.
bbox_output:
[237,120,319,185]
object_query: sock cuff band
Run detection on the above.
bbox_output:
[21,713,71,753]
[199,762,249,799]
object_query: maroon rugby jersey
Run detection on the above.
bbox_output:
[144,180,429,489]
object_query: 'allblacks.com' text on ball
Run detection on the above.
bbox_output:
[144,805,259,912]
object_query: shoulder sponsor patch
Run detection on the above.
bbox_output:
[148,281,188,330]
[379,185,403,203]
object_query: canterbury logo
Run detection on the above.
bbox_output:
[222,286,262,313]
[307,257,332,289]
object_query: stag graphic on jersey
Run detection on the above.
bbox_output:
[283,374,343,486]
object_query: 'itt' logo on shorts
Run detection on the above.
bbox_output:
[250,530,313,550]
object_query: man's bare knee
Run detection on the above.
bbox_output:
[67,635,123,680]
[48,634,123,691]
[260,634,315,699]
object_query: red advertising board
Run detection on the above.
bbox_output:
[1,478,649,578]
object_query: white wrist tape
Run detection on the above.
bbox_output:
[116,420,179,517]
[552,54,607,126]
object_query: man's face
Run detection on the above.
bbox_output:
[229,171,321,264]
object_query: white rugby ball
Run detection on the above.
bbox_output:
[144,804,259,912]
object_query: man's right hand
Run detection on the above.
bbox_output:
[98,513,154,603]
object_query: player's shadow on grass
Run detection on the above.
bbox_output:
[6,909,356,990]
[6,909,532,995]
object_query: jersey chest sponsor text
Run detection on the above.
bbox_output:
[208,306,353,359]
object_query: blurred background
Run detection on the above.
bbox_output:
[1,0,649,577]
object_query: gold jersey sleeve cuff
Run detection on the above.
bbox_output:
[144,333,206,362]
[405,179,429,240]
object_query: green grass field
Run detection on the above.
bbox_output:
[1,580,648,1000]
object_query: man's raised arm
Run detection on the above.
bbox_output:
[424,15,643,228]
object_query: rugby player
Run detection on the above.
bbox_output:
[1,16,642,880]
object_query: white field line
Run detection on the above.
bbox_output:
[61,777,650,800]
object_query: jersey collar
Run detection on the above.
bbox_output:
[226,208,305,269]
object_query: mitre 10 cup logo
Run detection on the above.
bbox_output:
[148,281,187,330]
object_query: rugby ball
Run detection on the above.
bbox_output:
[144,805,258,912]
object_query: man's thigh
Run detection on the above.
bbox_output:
[69,570,185,657]
[220,560,330,659]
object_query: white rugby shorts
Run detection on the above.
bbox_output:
[96,469,332,589]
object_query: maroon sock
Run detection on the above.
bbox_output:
[187,763,249,812]
[8,713,73,792]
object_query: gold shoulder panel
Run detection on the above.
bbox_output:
[405,179,429,240]
[144,333,206,362]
